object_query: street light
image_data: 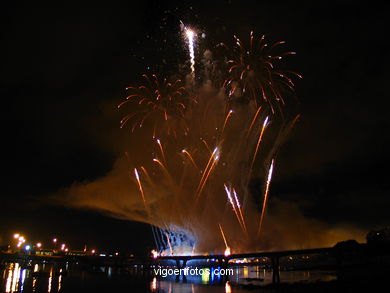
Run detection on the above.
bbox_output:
[13,234,26,251]
[52,238,57,250]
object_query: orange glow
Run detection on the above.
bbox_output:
[224,246,231,257]
[225,281,232,293]
[150,277,157,292]
[151,249,158,259]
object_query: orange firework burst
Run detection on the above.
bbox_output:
[118,74,188,137]
[224,31,302,113]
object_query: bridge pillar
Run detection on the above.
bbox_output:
[220,258,229,269]
[175,259,187,269]
[271,256,280,284]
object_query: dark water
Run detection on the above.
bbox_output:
[0,262,336,292]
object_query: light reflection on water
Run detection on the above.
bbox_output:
[0,262,336,293]
[1,262,64,293]
[150,265,336,292]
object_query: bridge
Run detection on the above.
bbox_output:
[157,247,334,283]
[1,247,337,284]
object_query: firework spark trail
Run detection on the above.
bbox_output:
[247,106,262,136]
[257,159,275,238]
[152,158,172,181]
[224,184,245,232]
[196,149,220,198]
[201,138,211,153]
[195,147,219,198]
[233,188,247,233]
[182,149,199,170]
[140,166,153,183]
[185,28,196,77]
[218,224,228,249]
[156,139,166,164]
[165,233,173,255]
[134,168,147,210]
[153,158,165,170]
[222,110,233,134]
[250,116,269,173]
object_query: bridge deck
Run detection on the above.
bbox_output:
[158,247,333,261]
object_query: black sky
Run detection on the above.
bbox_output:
[1,1,389,253]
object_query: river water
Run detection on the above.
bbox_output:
[0,262,337,292]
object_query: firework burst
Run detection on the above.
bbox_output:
[224,31,302,113]
[112,29,301,255]
[118,74,188,138]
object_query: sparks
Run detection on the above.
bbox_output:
[182,149,199,170]
[134,168,147,209]
[196,147,220,198]
[224,184,245,232]
[222,110,233,134]
[257,159,275,237]
[156,138,166,164]
[185,28,196,77]
[247,106,262,136]
[250,116,269,173]
[218,224,229,252]
[233,188,247,233]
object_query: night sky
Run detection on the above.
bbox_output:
[1,1,389,254]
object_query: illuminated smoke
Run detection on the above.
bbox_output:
[51,31,366,255]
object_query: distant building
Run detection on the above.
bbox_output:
[65,250,86,256]
[35,249,54,256]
